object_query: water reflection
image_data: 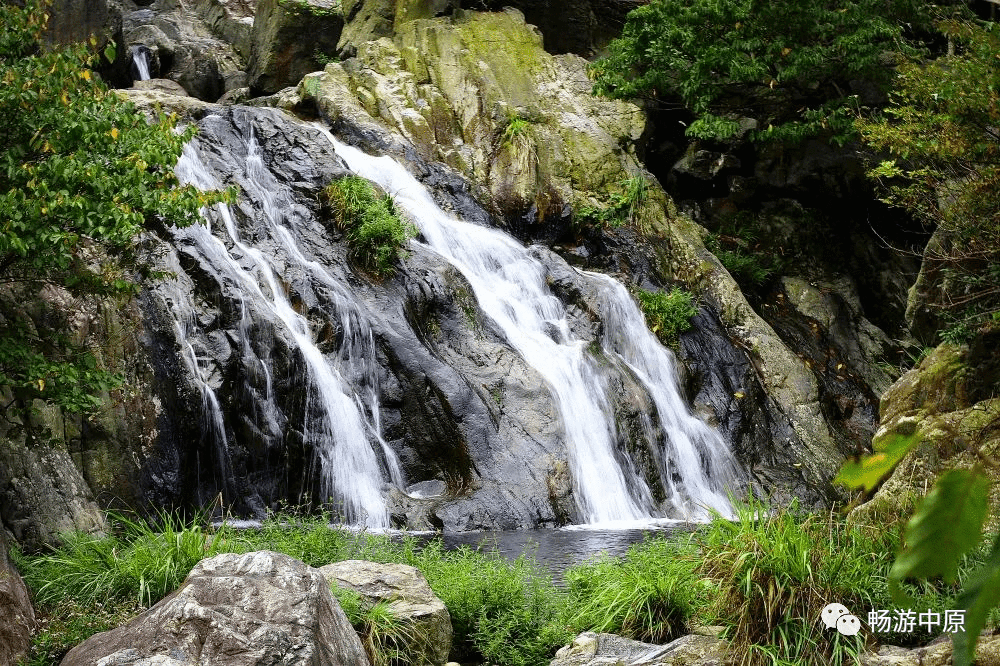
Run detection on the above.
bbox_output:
[438,524,696,582]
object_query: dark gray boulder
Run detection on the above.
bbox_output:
[61,551,371,666]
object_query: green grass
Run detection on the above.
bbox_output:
[565,536,702,643]
[14,503,990,666]
[573,175,652,230]
[322,176,417,276]
[333,587,421,666]
[636,286,698,348]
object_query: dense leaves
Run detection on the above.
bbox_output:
[0,0,222,421]
[591,0,927,143]
[859,19,1000,342]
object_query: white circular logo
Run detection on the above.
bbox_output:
[837,614,861,636]
[821,602,849,629]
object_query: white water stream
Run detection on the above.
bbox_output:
[171,127,402,528]
[132,48,151,81]
[328,136,741,522]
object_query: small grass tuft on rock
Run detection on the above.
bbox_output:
[635,287,698,348]
[322,175,417,276]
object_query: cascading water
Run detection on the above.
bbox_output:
[328,134,742,523]
[131,46,151,81]
[588,273,741,518]
[169,117,403,528]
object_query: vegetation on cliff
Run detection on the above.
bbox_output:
[591,0,927,143]
[321,175,417,276]
[0,0,225,432]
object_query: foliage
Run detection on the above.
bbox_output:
[574,176,652,230]
[18,510,227,608]
[332,587,420,666]
[322,176,417,276]
[635,287,697,347]
[704,212,783,288]
[591,0,926,144]
[858,19,1000,344]
[18,508,986,666]
[695,499,970,665]
[0,0,224,425]
[16,598,143,666]
[564,537,701,642]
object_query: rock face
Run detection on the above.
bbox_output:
[122,0,246,100]
[849,342,1000,525]
[248,0,344,95]
[336,0,649,58]
[0,527,35,666]
[862,635,1000,666]
[551,632,731,666]
[0,441,107,550]
[61,551,371,666]
[299,9,647,221]
[320,560,452,666]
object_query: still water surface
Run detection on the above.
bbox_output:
[435,523,697,581]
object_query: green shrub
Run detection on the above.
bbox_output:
[322,176,417,276]
[332,587,420,666]
[635,287,698,347]
[564,537,702,643]
[408,541,570,666]
[20,511,226,608]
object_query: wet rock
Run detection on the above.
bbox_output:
[320,560,452,666]
[300,9,646,223]
[0,528,35,666]
[551,632,732,666]
[62,551,370,666]
[248,0,344,95]
[122,0,244,100]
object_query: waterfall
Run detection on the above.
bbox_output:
[170,120,403,528]
[131,46,151,81]
[327,135,741,523]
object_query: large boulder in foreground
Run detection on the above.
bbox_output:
[61,551,370,666]
[551,632,731,666]
[0,528,35,666]
[320,560,452,666]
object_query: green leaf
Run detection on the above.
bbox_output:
[952,532,1000,666]
[103,42,116,63]
[890,468,990,591]
[834,432,920,491]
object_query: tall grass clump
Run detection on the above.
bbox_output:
[333,587,421,666]
[19,510,226,608]
[694,499,956,666]
[564,536,702,643]
[409,541,571,666]
[322,175,417,276]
